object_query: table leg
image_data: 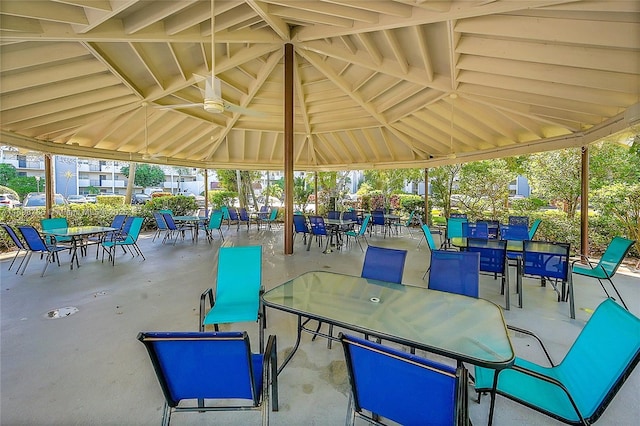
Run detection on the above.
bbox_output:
[277,315,304,376]
[517,257,523,308]
[488,370,500,426]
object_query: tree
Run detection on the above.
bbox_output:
[591,183,640,256]
[363,169,422,195]
[7,176,39,198]
[120,163,165,188]
[0,164,18,186]
[293,176,313,211]
[458,160,512,220]
[526,149,582,217]
[429,164,462,218]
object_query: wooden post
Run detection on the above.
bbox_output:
[581,146,589,260]
[284,43,294,255]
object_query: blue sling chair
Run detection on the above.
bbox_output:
[340,333,469,426]
[475,298,640,425]
[199,245,265,350]
[314,246,407,349]
[138,331,278,426]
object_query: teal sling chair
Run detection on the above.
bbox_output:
[199,245,265,350]
[475,298,640,425]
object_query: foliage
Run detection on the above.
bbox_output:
[0,163,18,185]
[458,160,512,221]
[0,185,19,197]
[368,190,385,210]
[151,192,172,198]
[293,176,313,212]
[215,169,262,209]
[143,195,197,216]
[429,164,462,218]
[588,141,640,189]
[96,195,124,206]
[526,149,582,217]
[208,190,237,209]
[86,185,99,194]
[510,197,547,215]
[120,163,165,188]
[363,169,421,195]
[395,194,424,221]
[6,176,40,198]
[591,183,640,255]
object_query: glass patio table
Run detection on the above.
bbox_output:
[43,226,117,269]
[262,271,514,372]
[172,215,206,243]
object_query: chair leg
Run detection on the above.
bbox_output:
[606,277,629,310]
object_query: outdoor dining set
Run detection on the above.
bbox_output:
[1,214,146,275]
[138,237,639,426]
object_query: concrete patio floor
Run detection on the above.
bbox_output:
[1,224,639,425]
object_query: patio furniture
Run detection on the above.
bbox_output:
[205,211,224,243]
[520,241,571,316]
[508,215,529,227]
[467,238,510,310]
[292,214,310,244]
[40,217,73,249]
[17,225,68,277]
[464,221,489,238]
[138,331,278,426]
[238,207,251,231]
[445,217,467,248]
[340,333,469,426]
[264,207,279,229]
[162,213,192,245]
[474,298,640,426]
[327,210,340,220]
[43,225,120,269]
[86,214,127,257]
[101,217,145,265]
[392,210,416,237]
[227,207,241,230]
[344,214,370,251]
[152,212,169,242]
[370,210,386,237]
[262,271,514,377]
[427,250,480,298]
[1,223,28,273]
[571,236,635,311]
[361,245,407,284]
[528,218,542,239]
[199,245,264,350]
[307,215,330,253]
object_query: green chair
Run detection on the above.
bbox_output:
[264,207,279,229]
[101,217,145,265]
[344,214,370,252]
[571,236,635,310]
[205,210,224,243]
[199,245,264,349]
[40,217,73,247]
[392,210,415,237]
[475,298,640,425]
[529,218,542,239]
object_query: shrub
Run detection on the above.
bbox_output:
[96,195,125,206]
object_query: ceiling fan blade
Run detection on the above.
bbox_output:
[156,103,203,110]
[204,76,222,99]
[223,101,267,117]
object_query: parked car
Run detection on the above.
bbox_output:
[67,194,88,204]
[0,193,22,208]
[131,193,151,204]
[22,192,68,208]
[85,194,97,203]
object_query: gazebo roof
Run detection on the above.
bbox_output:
[1,0,638,170]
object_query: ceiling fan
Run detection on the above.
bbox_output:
[158,0,264,117]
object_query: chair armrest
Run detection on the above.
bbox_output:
[263,334,278,411]
[507,364,586,424]
[506,325,555,366]
[198,288,215,332]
